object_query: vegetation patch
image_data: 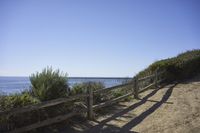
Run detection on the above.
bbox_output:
[0,93,39,111]
[136,50,200,82]
[30,67,69,101]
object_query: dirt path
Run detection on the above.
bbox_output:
[59,76,200,133]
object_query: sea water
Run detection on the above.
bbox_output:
[0,77,132,94]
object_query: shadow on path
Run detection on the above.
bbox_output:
[61,84,176,133]
[84,84,176,133]
[119,84,176,132]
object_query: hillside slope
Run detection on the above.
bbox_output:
[128,75,200,133]
[136,49,200,82]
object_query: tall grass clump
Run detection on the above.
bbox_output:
[30,67,69,101]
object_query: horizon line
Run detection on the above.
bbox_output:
[0,76,133,79]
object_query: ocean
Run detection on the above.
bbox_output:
[0,77,132,94]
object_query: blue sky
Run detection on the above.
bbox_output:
[0,0,199,77]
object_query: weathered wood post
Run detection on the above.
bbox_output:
[134,77,139,99]
[155,69,158,88]
[87,87,94,120]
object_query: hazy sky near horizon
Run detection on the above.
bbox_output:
[0,0,200,77]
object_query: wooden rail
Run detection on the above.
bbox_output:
[9,112,79,133]
[93,92,133,110]
[94,82,132,94]
[138,74,155,81]
[1,69,166,132]
[0,94,88,133]
[88,69,165,119]
[139,82,155,93]
[0,93,88,116]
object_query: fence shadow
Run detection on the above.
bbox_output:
[59,84,176,133]
[83,86,166,133]
[119,84,176,132]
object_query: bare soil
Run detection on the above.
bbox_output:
[47,75,200,133]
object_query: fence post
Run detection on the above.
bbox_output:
[155,69,158,88]
[134,78,139,99]
[87,87,94,120]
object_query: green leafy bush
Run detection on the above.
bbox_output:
[30,67,69,101]
[70,83,87,95]
[70,82,105,95]
[112,89,126,98]
[0,93,39,111]
[71,82,105,104]
[136,49,200,82]
[0,93,40,132]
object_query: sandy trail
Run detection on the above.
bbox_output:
[57,75,200,133]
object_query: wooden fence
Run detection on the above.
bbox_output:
[0,69,165,133]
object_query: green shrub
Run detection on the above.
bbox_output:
[70,83,87,95]
[111,84,132,101]
[136,49,200,82]
[112,89,126,98]
[0,93,39,111]
[71,82,105,104]
[0,93,39,132]
[71,82,105,94]
[30,67,69,101]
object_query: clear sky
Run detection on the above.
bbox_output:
[0,0,199,77]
